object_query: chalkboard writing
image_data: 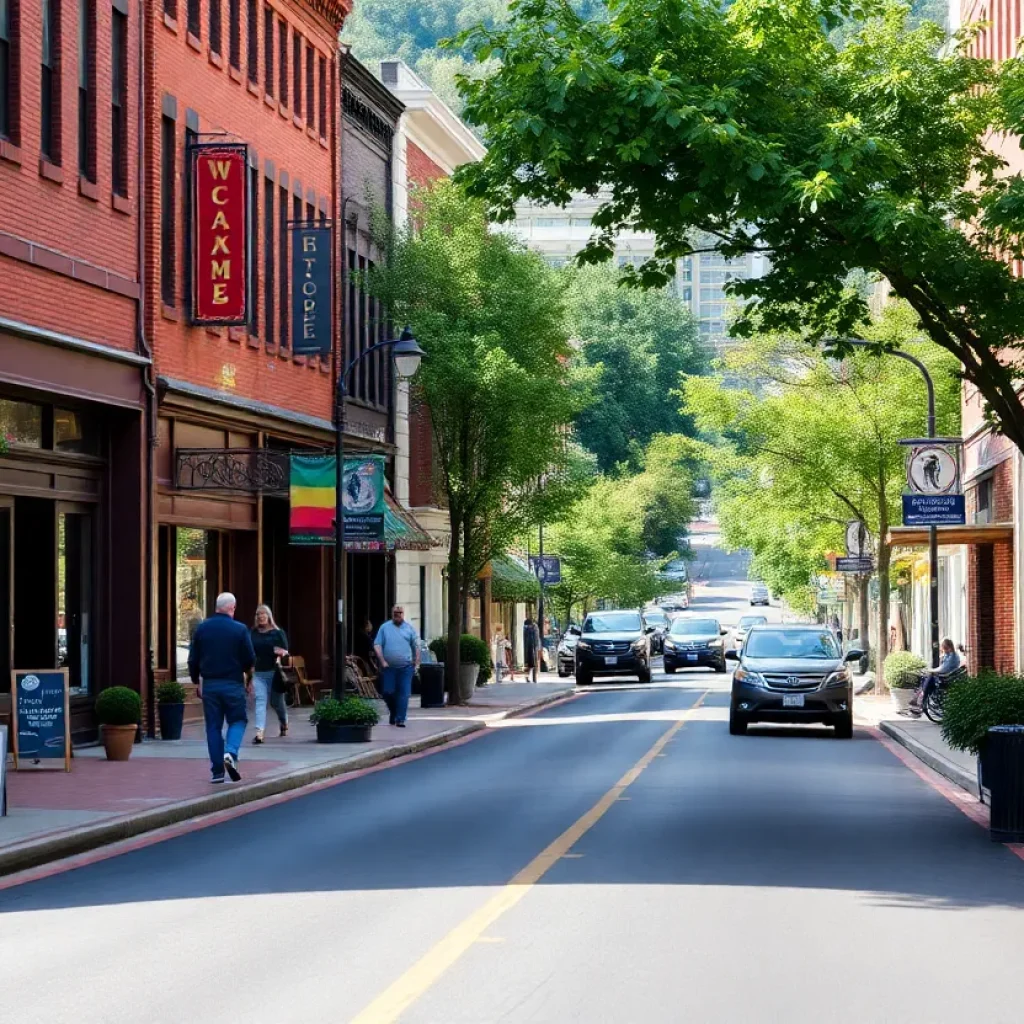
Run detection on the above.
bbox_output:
[11,668,71,772]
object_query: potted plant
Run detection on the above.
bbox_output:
[95,686,142,760]
[156,681,187,740]
[430,634,493,702]
[309,696,380,743]
[883,651,926,712]
[942,672,1024,796]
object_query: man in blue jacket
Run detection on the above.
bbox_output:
[188,592,256,783]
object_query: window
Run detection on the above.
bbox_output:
[175,528,210,681]
[679,286,692,304]
[41,0,60,163]
[54,408,99,454]
[249,163,258,335]
[318,53,326,137]
[0,399,43,448]
[278,182,288,349]
[111,5,127,196]
[187,0,199,38]
[263,5,273,97]
[678,258,693,281]
[160,115,177,306]
[78,0,96,180]
[0,0,17,143]
[229,0,240,69]
[263,176,274,346]
[278,17,287,107]
[246,0,257,83]
[305,43,313,125]
[209,0,221,55]
[163,0,175,16]
[292,31,300,117]
[572,217,591,227]
[535,217,568,227]
[976,477,993,524]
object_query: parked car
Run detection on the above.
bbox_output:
[728,625,864,738]
[663,616,728,674]
[734,614,768,651]
[750,583,770,606]
[575,610,653,686]
[557,625,581,677]
[642,608,670,653]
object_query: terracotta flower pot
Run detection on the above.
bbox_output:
[102,723,138,761]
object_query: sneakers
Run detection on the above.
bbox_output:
[279,722,288,737]
[253,729,264,745]
[223,752,241,782]
[396,721,407,728]
[211,774,225,785]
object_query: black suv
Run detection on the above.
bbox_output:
[728,625,863,738]
[663,617,728,673]
[575,610,653,685]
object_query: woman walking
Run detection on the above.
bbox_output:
[251,604,289,743]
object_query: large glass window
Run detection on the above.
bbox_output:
[41,0,60,163]
[55,408,99,454]
[0,399,43,448]
[176,528,209,680]
[59,509,93,695]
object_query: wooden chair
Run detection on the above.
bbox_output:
[288,655,322,706]
[346,656,384,700]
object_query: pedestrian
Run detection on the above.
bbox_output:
[354,616,377,671]
[188,592,255,784]
[906,637,961,716]
[250,604,289,744]
[523,615,540,683]
[829,613,842,645]
[374,605,421,727]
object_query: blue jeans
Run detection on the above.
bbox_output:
[201,679,248,777]
[380,664,414,724]
[252,670,288,732]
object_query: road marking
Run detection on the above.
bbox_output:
[350,689,709,1024]
[561,853,585,859]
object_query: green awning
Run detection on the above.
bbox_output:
[383,494,434,551]
[488,555,540,603]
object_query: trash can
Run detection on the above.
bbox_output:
[419,663,446,709]
[986,725,1024,843]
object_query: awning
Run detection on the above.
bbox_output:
[344,494,436,552]
[888,523,1014,548]
[485,555,540,603]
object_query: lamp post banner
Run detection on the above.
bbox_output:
[290,454,386,546]
[191,143,249,325]
[291,224,333,355]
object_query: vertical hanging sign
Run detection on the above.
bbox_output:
[291,223,333,356]
[191,142,249,325]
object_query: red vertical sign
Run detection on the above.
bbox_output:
[192,144,248,325]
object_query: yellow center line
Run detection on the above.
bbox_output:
[349,689,709,1024]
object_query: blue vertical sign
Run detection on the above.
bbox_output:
[291,224,333,357]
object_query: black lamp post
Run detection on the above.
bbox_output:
[334,326,426,698]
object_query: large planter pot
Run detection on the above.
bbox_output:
[316,722,372,744]
[157,702,185,740]
[459,663,479,702]
[101,724,137,761]
[890,687,917,713]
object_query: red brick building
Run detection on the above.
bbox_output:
[0,0,148,741]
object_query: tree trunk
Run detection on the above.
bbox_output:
[858,576,870,662]
[876,490,891,688]
[445,506,463,704]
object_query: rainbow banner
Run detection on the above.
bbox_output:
[289,454,387,547]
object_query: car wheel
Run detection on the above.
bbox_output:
[576,671,592,687]
[638,667,652,683]
[834,712,854,739]
[729,710,748,736]
[558,667,570,678]
[664,664,677,675]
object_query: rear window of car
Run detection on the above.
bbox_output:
[671,619,719,636]
[744,630,839,659]
[645,612,668,624]
[739,616,767,628]
[584,613,642,633]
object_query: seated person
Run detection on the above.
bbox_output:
[906,638,961,715]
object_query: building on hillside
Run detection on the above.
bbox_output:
[508,196,769,356]
[0,0,148,741]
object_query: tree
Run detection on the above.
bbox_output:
[564,265,707,472]
[682,304,960,667]
[456,0,1024,453]
[366,181,580,701]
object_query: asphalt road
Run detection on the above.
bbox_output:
[3,559,1024,1023]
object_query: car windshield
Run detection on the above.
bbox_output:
[744,630,840,659]
[584,613,642,633]
[671,619,719,636]
[645,612,668,625]
[738,616,767,629]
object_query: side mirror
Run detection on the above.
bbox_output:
[720,627,728,635]
[725,649,739,661]
[844,649,865,663]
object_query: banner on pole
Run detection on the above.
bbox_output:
[529,555,561,584]
[289,455,387,547]
[291,223,333,356]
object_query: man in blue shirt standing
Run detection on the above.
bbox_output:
[374,604,421,727]
[188,592,256,783]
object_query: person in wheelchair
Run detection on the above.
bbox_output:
[905,638,961,717]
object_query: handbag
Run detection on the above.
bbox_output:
[271,657,290,694]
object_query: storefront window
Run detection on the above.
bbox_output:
[176,528,210,680]
[55,407,100,454]
[58,509,93,695]
[0,399,43,449]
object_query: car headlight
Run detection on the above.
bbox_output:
[824,668,851,688]
[734,667,765,687]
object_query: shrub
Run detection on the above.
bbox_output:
[156,681,187,704]
[95,686,142,726]
[941,673,1024,755]
[429,633,494,684]
[883,651,927,690]
[309,696,380,727]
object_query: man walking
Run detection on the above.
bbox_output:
[523,615,541,683]
[188,592,255,783]
[374,605,420,727]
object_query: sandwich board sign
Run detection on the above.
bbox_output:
[11,668,71,771]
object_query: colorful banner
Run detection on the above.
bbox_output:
[289,455,387,546]
[291,224,333,356]
[191,143,248,325]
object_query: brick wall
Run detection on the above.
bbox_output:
[407,140,446,187]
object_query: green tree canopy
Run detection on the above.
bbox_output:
[456,0,1024,452]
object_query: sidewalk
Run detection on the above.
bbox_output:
[854,694,979,796]
[0,680,575,876]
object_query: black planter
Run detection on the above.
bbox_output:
[316,722,373,743]
[157,702,185,740]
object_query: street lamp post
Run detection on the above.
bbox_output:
[334,326,426,698]
[845,340,939,667]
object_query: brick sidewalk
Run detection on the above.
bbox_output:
[0,681,575,874]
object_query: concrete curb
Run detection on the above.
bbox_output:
[0,686,576,878]
[879,720,978,797]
